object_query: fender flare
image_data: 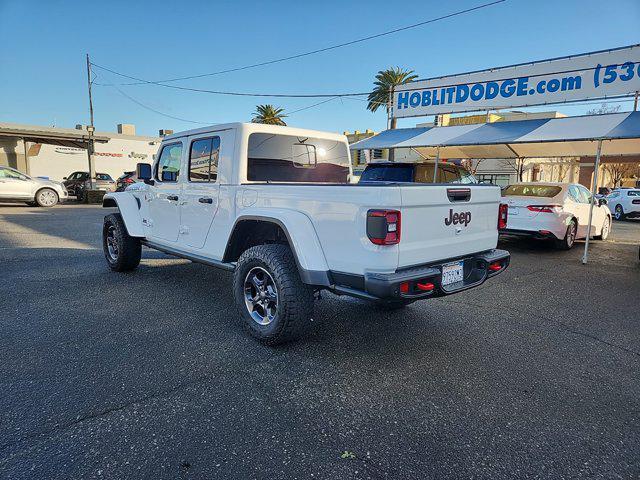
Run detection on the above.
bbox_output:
[102,192,145,237]
[227,208,331,286]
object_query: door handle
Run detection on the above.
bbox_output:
[198,197,214,204]
[167,195,179,201]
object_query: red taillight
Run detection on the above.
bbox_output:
[367,209,401,245]
[400,282,409,293]
[527,205,561,213]
[125,177,135,184]
[498,203,508,229]
[488,261,502,272]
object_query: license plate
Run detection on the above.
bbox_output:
[508,206,519,215]
[442,261,464,286]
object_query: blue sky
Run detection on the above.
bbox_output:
[1,0,639,136]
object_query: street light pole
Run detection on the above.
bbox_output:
[86,53,95,190]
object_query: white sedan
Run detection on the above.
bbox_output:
[0,166,68,207]
[499,182,612,249]
[606,188,640,220]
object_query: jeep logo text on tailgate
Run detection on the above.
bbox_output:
[445,209,471,227]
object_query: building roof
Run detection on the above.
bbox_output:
[0,121,160,148]
[351,111,640,159]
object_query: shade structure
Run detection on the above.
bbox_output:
[350,111,640,159]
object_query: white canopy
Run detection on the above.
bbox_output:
[350,111,640,159]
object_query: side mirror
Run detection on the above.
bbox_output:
[598,198,608,206]
[63,177,67,180]
[136,163,154,185]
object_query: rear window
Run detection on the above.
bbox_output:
[360,164,413,182]
[503,185,562,197]
[247,133,350,183]
[627,190,640,196]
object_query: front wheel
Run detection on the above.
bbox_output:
[35,188,59,207]
[103,213,141,272]
[555,220,577,250]
[594,216,611,240]
[614,204,625,221]
[233,244,314,345]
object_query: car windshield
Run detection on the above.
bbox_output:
[359,164,414,182]
[503,185,562,197]
[97,174,112,181]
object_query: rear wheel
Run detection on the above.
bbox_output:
[614,204,625,221]
[35,188,59,207]
[102,213,141,272]
[555,220,577,250]
[595,216,611,240]
[233,244,313,345]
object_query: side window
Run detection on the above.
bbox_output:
[568,185,581,203]
[189,136,220,182]
[578,185,593,204]
[155,143,183,182]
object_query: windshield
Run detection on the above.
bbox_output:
[359,164,413,182]
[360,163,477,184]
[628,190,640,197]
[503,185,562,197]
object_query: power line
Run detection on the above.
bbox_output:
[97,0,506,87]
[112,87,338,125]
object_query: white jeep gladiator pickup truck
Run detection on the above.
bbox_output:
[102,123,510,345]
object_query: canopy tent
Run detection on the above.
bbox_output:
[351,111,640,264]
[350,111,640,159]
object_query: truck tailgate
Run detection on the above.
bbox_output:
[399,185,500,268]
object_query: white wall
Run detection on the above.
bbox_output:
[27,137,160,181]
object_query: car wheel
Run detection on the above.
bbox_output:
[233,244,313,345]
[594,216,611,240]
[555,219,577,250]
[614,204,625,221]
[76,190,85,203]
[35,188,59,207]
[102,213,141,272]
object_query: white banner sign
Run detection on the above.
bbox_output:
[393,45,640,118]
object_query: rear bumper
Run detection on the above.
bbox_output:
[499,228,560,240]
[331,249,510,302]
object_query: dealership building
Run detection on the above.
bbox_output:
[0,122,165,181]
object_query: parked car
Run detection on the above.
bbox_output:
[606,188,640,220]
[499,182,611,249]
[63,171,116,200]
[358,161,477,184]
[0,166,68,207]
[102,123,509,345]
[115,171,139,192]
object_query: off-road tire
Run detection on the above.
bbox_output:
[555,219,577,250]
[34,188,59,207]
[233,244,314,345]
[614,204,625,221]
[103,213,141,272]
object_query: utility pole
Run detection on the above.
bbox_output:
[388,87,395,162]
[85,53,96,190]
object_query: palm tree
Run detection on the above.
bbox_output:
[251,104,287,126]
[367,67,418,130]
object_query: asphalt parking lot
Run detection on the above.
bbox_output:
[0,204,638,480]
